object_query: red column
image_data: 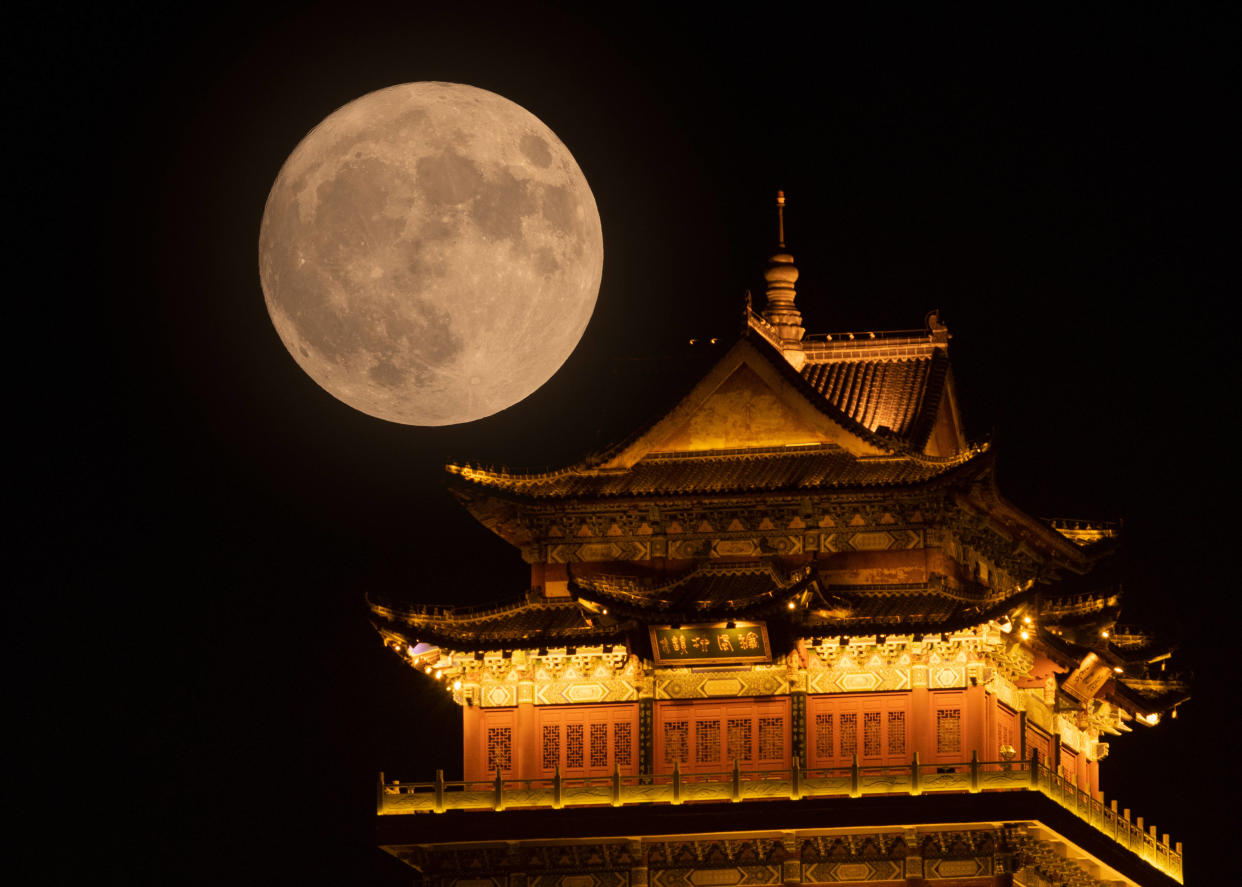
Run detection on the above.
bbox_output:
[462,703,483,781]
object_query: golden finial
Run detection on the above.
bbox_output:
[761,190,804,346]
[776,190,786,249]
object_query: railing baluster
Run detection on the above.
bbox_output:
[433,769,445,813]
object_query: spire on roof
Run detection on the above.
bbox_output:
[761,191,805,347]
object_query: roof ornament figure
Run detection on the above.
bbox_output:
[762,191,805,347]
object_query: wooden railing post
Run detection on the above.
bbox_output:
[493,767,504,811]
[731,759,741,802]
[612,763,622,806]
[376,771,385,814]
[791,756,802,801]
[433,768,445,813]
[969,750,980,793]
[850,754,861,798]
[910,752,921,796]
[1029,751,1039,789]
[553,764,563,809]
[672,761,682,805]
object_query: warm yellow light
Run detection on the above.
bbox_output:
[1101,629,1110,638]
[1023,616,1032,624]
[1171,709,1178,719]
[406,645,415,656]
[1144,712,1159,725]
[602,608,608,615]
[434,669,442,679]
[453,680,462,690]
[424,665,433,674]
[1114,666,1123,673]
[999,620,1013,633]
[1020,630,1030,640]
[787,601,796,610]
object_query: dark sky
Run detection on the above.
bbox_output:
[17,2,1236,884]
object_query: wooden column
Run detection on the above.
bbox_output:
[516,680,536,779]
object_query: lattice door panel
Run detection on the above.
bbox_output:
[538,704,639,777]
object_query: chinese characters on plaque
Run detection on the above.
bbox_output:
[649,622,771,666]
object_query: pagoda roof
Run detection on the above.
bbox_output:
[371,560,1037,654]
[370,595,633,650]
[570,560,818,617]
[446,329,982,500]
[449,443,985,500]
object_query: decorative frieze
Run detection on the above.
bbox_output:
[656,668,789,700]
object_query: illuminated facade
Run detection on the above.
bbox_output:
[372,196,1187,886]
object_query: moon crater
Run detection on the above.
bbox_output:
[259,82,603,425]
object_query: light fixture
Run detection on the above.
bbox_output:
[1113,666,1123,673]
[1023,616,1032,624]
[787,600,796,610]
[1019,630,1030,640]
[424,665,433,674]
[453,680,462,690]
[999,617,1013,633]
[1100,629,1110,639]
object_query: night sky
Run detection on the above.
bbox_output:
[17,3,1236,884]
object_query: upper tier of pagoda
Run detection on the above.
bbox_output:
[371,193,1188,724]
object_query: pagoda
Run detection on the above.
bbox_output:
[372,195,1188,887]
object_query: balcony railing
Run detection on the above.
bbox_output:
[378,752,1182,883]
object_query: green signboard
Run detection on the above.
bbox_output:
[649,622,771,666]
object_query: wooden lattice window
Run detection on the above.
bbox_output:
[541,724,560,771]
[614,722,633,768]
[758,716,783,760]
[696,720,721,765]
[808,694,909,767]
[727,718,753,763]
[664,720,689,764]
[887,711,906,756]
[863,711,882,757]
[840,712,858,757]
[566,723,584,769]
[815,713,833,759]
[487,726,512,773]
[589,723,608,768]
[937,709,962,754]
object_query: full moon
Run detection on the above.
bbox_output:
[259,82,603,425]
